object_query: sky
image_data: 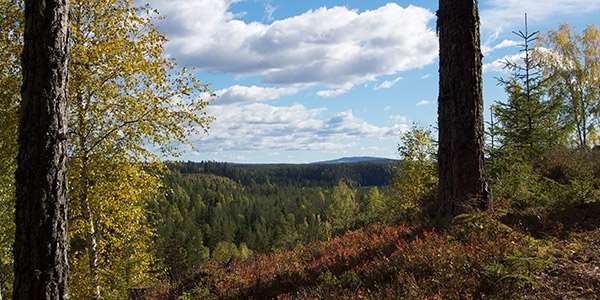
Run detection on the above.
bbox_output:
[145,0,600,163]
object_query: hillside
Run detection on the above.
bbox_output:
[148,204,600,299]
[149,160,400,282]
[144,149,600,299]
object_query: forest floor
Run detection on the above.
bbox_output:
[149,202,600,300]
[529,229,600,299]
[516,202,600,299]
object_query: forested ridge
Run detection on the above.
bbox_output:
[169,160,396,186]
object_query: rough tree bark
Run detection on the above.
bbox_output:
[436,0,490,218]
[13,0,70,299]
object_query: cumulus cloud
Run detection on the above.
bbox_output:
[194,103,408,152]
[149,1,438,93]
[213,85,300,104]
[481,0,600,33]
[374,77,403,90]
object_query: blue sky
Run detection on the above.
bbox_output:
[147,0,600,163]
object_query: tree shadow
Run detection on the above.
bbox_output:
[501,202,600,238]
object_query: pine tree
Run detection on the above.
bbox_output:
[14,0,70,298]
[437,0,490,218]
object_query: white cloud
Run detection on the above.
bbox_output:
[420,74,431,80]
[481,0,600,33]
[416,100,431,106]
[316,88,349,98]
[194,103,408,152]
[482,39,519,55]
[150,1,438,91]
[316,82,354,98]
[374,76,403,90]
[483,46,556,73]
[213,85,300,104]
[483,53,523,73]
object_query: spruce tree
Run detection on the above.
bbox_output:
[494,15,565,158]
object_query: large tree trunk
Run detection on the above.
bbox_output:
[13,0,70,299]
[436,0,490,218]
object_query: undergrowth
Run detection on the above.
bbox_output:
[148,213,567,299]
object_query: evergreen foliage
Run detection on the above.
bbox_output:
[150,162,396,280]
[493,17,565,159]
[173,160,395,187]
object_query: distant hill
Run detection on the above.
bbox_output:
[168,158,398,187]
[311,156,397,165]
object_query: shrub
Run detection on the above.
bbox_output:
[386,125,437,222]
[489,154,555,212]
[489,146,600,212]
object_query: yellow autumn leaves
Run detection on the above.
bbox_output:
[0,0,212,298]
[540,24,600,147]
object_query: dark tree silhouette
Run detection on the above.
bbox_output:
[13,0,70,298]
[436,0,490,218]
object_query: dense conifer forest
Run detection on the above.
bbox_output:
[171,160,395,186]
[151,160,396,280]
